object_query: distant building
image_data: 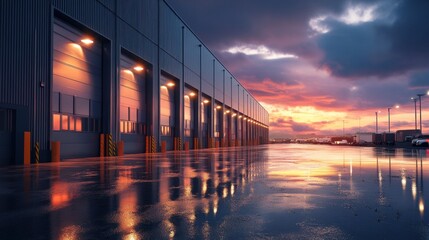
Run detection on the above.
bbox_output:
[356,132,373,144]
[396,129,421,142]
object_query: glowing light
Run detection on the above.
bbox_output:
[80,38,94,45]
[401,170,406,191]
[223,188,228,198]
[166,82,175,87]
[133,65,144,72]
[226,110,230,113]
[243,117,247,120]
[216,106,221,109]
[232,113,237,117]
[189,92,196,97]
[412,180,417,201]
[239,115,243,118]
[169,231,175,239]
[203,99,209,104]
[420,197,425,216]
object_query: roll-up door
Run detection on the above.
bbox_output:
[51,20,102,159]
[160,74,176,150]
[120,54,146,153]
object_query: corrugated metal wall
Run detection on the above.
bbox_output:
[0,0,269,163]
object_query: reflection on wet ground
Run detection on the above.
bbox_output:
[0,144,429,239]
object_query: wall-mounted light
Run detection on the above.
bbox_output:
[189,92,196,97]
[133,65,144,72]
[216,106,221,109]
[243,117,247,120]
[80,38,94,45]
[225,110,230,113]
[203,99,209,104]
[232,113,237,117]
[167,82,175,87]
[238,115,243,119]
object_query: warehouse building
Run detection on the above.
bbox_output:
[0,0,269,165]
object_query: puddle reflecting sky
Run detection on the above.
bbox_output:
[0,144,429,239]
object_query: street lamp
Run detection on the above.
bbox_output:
[387,105,399,133]
[375,111,380,133]
[417,92,429,133]
[411,97,418,130]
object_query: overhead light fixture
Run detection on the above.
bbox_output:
[203,100,209,104]
[216,106,221,109]
[167,82,175,87]
[189,92,196,97]
[80,38,94,45]
[226,110,230,113]
[239,115,243,119]
[232,113,237,117]
[243,117,247,120]
[133,65,144,72]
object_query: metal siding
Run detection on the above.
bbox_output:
[160,50,182,79]
[0,0,51,161]
[214,63,224,102]
[160,1,182,63]
[232,79,238,110]
[118,0,158,43]
[118,20,157,65]
[184,28,200,77]
[202,81,213,96]
[201,48,214,86]
[53,0,115,39]
[184,67,200,89]
[224,74,232,107]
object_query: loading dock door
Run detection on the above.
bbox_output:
[120,54,146,153]
[0,109,15,165]
[51,20,102,159]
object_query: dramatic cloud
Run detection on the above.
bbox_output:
[167,0,429,137]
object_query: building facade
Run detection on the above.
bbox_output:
[0,0,269,165]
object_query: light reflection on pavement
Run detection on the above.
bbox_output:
[0,144,428,239]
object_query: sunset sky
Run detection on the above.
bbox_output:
[168,0,429,138]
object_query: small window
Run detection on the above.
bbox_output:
[69,116,75,131]
[61,115,69,131]
[53,114,61,131]
[75,117,82,132]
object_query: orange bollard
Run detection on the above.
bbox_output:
[117,141,124,156]
[100,134,105,157]
[24,132,31,165]
[51,141,60,162]
[161,141,167,153]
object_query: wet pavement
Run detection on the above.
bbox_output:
[1,144,429,239]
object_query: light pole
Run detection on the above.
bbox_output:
[387,105,399,133]
[417,93,426,133]
[375,111,380,133]
[411,97,418,130]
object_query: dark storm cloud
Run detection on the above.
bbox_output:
[409,71,429,88]
[318,0,429,78]
[168,0,345,57]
